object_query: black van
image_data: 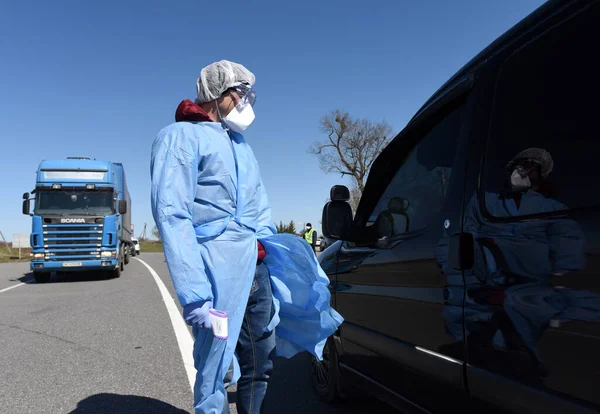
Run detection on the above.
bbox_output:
[311,1,600,413]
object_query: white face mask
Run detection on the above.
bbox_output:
[223,102,255,133]
[510,168,531,191]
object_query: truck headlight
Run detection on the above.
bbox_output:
[101,251,117,258]
[31,253,44,259]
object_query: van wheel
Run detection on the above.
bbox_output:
[311,337,342,403]
[33,272,51,283]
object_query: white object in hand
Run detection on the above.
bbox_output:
[209,309,228,339]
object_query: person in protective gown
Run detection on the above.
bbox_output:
[436,148,589,377]
[151,60,343,414]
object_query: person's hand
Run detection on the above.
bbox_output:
[183,300,212,330]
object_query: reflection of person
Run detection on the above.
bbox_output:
[467,148,586,279]
[303,223,317,253]
[151,60,276,414]
[436,148,589,377]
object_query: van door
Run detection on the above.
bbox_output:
[464,2,600,413]
[335,89,473,412]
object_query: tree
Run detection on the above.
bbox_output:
[151,225,161,241]
[276,220,297,234]
[310,109,393,211]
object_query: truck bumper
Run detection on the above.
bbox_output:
[30,259,119,273]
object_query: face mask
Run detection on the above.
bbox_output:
[223,102,255,133]
[510,168,531,191]
[306,227,310,231]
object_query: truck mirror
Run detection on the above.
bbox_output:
[118,200,128,215]
[22,199,30,215]
[23,192,30,200]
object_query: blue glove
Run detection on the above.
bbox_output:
[183,300,213,330]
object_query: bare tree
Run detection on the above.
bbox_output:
[151,225,161,241]
[310,110,393,211]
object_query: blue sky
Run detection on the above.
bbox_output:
[0,0,546,241]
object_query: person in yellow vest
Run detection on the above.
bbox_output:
[303,223,317,253]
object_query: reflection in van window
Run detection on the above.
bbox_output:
[484,5,598,215]
[369,104,465,232]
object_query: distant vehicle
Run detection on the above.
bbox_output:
[131,238,140,256]
[23,157,133,282]
[319,236,334,252]
[312,1,600,413]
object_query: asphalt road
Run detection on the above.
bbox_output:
[0,253,389,414]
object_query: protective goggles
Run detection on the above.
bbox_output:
[227,83,257,107]
[508,158,541,176]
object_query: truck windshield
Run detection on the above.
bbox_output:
[34,190,115,216]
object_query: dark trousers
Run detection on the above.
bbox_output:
[223,263,276,414]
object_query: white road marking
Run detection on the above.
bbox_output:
[0,282,27,294]
[134,257,196,391]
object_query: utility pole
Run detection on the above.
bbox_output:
[139,223,147,241]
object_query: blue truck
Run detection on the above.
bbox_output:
[22,157,133,283]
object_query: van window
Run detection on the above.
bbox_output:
[369,102,466,233]
[483,4,599,218]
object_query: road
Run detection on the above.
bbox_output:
[0,253,389,413]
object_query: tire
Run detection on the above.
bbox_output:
[107,265,121,279]
[119,246,125,272]
[33,272,51,283]
[124,251,130,265]
[311,337,342,403]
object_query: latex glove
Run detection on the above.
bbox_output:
[183,300,213,330]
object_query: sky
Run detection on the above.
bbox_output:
[0,0,546,241]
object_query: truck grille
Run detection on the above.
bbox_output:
[43,223,103,261]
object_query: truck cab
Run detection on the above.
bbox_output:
[23,157,132,282]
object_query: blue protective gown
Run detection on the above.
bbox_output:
[259,234,344,359]
[436,190,586,347]
[151,121,275,413]
[151,121,343,414]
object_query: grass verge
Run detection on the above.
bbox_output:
[0,248,32,263]
[139,242,164,253]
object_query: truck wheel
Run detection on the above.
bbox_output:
[311,337,343,403]
[107,266,121,279]
[119,246,125,272]
[124,251,130,265]
[33,272,51,283]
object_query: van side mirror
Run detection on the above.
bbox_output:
[330,185,350,202]
[322,201,353,240]
[22,199,31,215]
[118,200,128,215]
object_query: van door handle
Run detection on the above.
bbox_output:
[448,232,474,270]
